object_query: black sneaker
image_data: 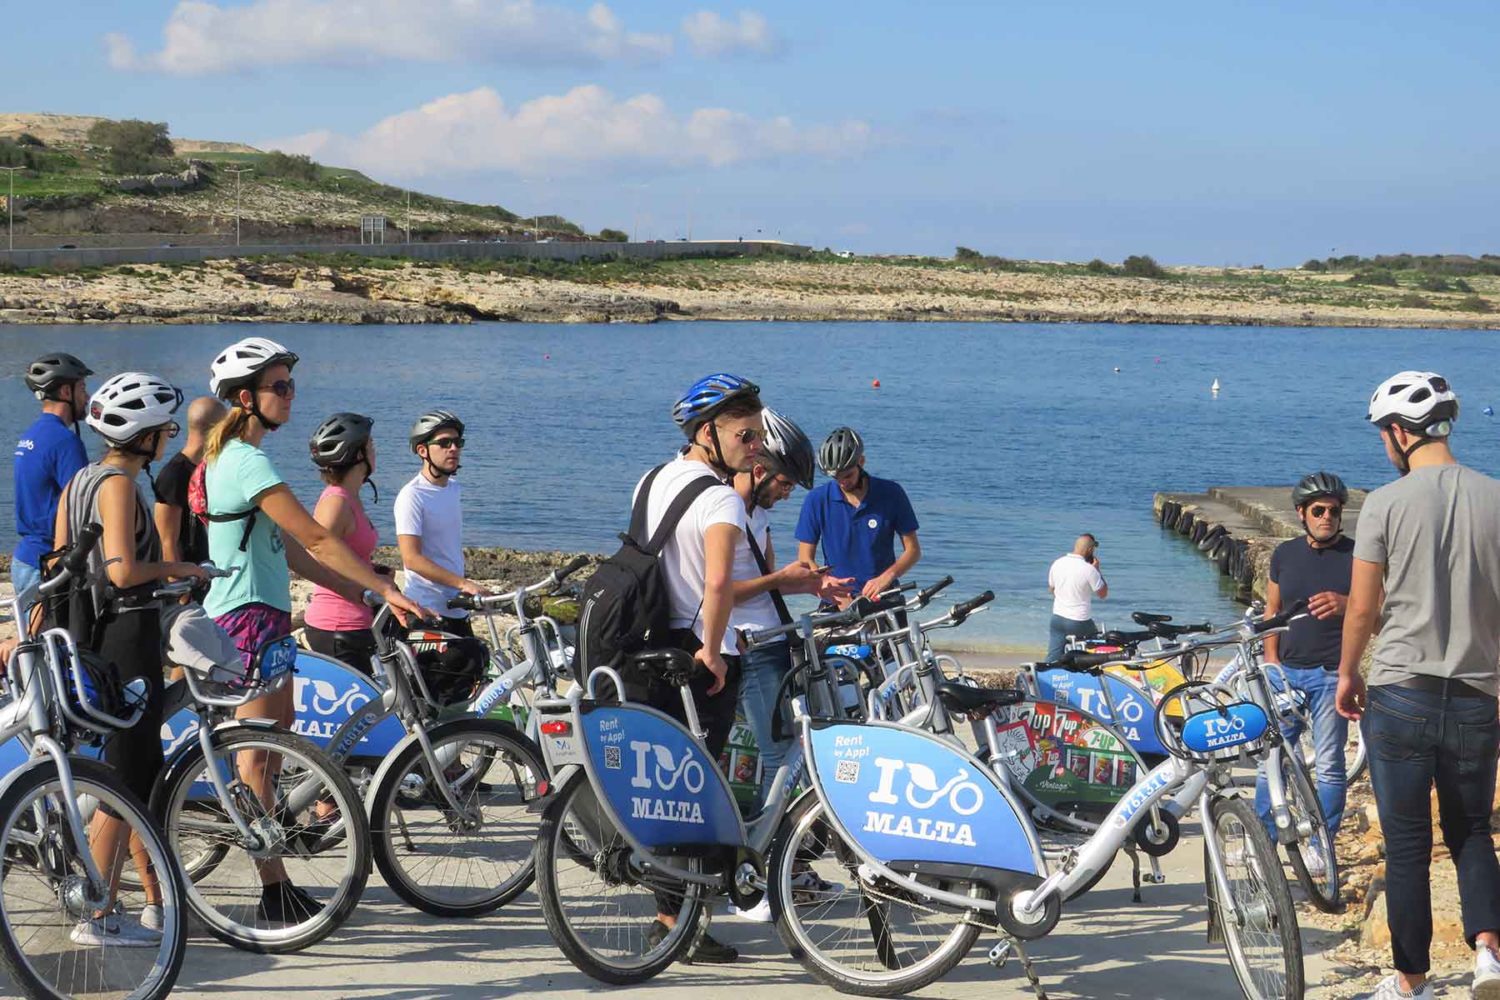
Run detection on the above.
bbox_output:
[684,931,738,965]
[258,881,323,924]
[644,919,669,953]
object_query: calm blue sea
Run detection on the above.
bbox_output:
[3,321,1495,652]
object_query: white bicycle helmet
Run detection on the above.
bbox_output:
[210,337,299,399]
[86,373,183,445]
[1367,370,1458,437]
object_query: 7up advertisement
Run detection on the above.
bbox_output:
[988,700,1139,823]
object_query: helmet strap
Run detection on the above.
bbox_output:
[703,422,735,480]
[1385,424,1436,476]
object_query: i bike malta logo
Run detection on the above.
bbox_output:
[628,740,707,825]
[834,728,984,847]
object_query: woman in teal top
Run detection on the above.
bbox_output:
[201,336,424,924]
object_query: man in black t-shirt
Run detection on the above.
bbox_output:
[1256,471,1354,855]
[152,396,224,566]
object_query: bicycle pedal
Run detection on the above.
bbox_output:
[988,939,1013,968]
[1142,873,1167,885]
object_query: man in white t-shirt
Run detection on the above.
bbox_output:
[1046,533,1108,661]
[634,373,767,963]
[395,409,492,637]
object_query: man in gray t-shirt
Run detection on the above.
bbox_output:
[1337,370,1500,1000]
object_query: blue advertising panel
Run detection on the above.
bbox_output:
[1033,669,1168,756]
[806,721,1040,877]
[579,704,744,851]
[1180,703,1269,755]
[0,736,28,777]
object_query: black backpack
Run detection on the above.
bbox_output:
[574,463,716,688]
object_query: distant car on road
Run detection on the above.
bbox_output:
[57,244,78,250]
[159,242,178,248]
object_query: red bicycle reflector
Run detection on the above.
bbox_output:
[536,779,551,797]
[540,720,571,736]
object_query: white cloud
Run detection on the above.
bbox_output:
[105,0,673,75]
[681,9,779,57]
[265,85,870,178]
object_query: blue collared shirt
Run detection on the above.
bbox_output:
[794,474,919,591]
[12,413,89,568]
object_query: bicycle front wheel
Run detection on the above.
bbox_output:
[0,757,188,1000]
[369,719,546,917]
[1277,753,1341,913]
[534,770,704,985]
[768,792,988,998]
[153,726,370,953]
[1205,796,1304,1000]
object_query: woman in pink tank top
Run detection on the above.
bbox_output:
[303,412,383,673]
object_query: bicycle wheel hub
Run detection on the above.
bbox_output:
[57,874,100,919]
[245,815,287,858]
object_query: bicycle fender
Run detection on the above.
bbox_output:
[529,763,582,814]
[361,717,533,818]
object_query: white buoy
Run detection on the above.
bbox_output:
[1211,378,1221,394]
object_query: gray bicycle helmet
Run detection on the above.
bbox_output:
[819,426,864,476]
[409,409,464,453]
[760,408,815,489]
[25,352,93,400]
[310,412,374,469]
[1291,471,1348,509]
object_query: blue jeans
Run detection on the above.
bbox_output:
[1362,683,1500,974]
[1046,614,1097,662]
[10,559,41,607]
[1255,664,1348,840]
[737,639,794,811]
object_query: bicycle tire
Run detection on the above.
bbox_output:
[153,726,370,953]
[1205,796,1304,1000]
[0,757,188,1000]
[768,792,987,998]
[369,718,546,917]
[1299,723,1366,786]
[1278,754,1341,913]
[534,770,704,985]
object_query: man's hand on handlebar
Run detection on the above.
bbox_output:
[459,579,494,598]
[695,646,728,696]
[861,572,897,603]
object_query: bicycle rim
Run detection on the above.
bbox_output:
[770,795,985,997]
[371,723,544,916]
[1207,797,1304,1000]
[1279,756,1340,912]
[157,729,369,952]
[0,760,187,1000]
[535,774,702,984]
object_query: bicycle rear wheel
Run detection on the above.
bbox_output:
[369,719,546,917]
[153,726,370,953]
[0,757,188,1000]
[1205,796,1304,1000]
[534,771,704,985]
[1277,754,1341,913]
[768,793,988,998]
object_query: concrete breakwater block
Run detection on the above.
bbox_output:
[1153,486,1366,599]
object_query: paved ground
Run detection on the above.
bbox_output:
[0,817,1339,1000]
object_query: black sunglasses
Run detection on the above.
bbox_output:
[259,377,296,399]
[1308,504,1343,519]
[429,437,465,450]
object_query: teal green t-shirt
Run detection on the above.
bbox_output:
[202,438,292,617]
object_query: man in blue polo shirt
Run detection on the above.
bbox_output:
[795,426,921,602]
[12,352,92,599]
[1257,471,1354,858]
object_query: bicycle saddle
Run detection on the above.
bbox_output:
[1132,611,1173,625]
[935,680,1025,715]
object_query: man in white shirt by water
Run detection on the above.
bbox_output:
[1046,533,1108,661]
[394,409,492,636]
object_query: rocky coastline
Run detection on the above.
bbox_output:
[2,256,1497,329]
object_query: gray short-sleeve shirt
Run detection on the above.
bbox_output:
[1353,463,1500,697]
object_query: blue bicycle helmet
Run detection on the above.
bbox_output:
[671,373,761,437]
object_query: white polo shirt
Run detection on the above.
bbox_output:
[1048,553,1104,620]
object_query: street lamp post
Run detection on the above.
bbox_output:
[405,189,411,244]
[223,167,252,247]
[1,166,24,253]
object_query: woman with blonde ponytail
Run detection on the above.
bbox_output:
[200,337,425,924]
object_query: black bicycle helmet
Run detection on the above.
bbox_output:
[25,352,93,400]
[1291,471,1348,509]
[310,412,374,469]
[819,426,864,476]
[409,409,464,453]
[760,408,815,489]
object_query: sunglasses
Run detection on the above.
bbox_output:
[429,437,465,450]
[716,424,761,444]
[259,377,296,399]
[163,421,180,439]
[1308,504,1343,519]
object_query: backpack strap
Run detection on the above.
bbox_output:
[643,472,719,557]
[627,463,667,545]
[745,525,794,626]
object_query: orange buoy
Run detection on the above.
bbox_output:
[872,379,881,388]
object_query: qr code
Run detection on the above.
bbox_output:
[603,745,622,770]
[834,759,860,784]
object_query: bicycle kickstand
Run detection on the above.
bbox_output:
[989,937,1049,1000]
[1127,842,1143,903]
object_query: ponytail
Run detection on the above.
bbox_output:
[203,407,254,465]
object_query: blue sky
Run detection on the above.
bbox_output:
[7,0,1499,264]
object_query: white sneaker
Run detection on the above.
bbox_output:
[70,913,161,948]
[1362,974,1433,999]
[1474,945,1500,1000]
[140,903,164,932]
[1301,840,1327,877]
[729,897,773,923]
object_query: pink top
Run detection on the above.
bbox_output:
[304,484,378,632]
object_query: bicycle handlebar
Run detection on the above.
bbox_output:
[557,554,590,581]
[1251,599,1308,635]
[950,590,994,621]
[60,522,102,579]
[915,575,954,607]
[1037,649,1124,673]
